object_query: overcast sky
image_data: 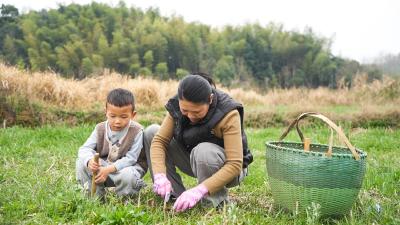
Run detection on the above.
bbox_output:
[2,0,399,63]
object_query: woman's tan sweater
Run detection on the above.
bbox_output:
[150,110,243,194]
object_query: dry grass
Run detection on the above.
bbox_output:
[0,64,178,110]
[1,63,399,127]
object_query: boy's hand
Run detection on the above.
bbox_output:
[95,165,116,184]
[88,159,100,173]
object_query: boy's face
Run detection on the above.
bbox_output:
[105,103,136,131]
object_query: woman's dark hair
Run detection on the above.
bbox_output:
[178,73,216,104]
[106,88,135,111]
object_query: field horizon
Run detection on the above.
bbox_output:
[1,64,399,129]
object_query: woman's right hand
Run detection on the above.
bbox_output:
[153,173,172,198]
[87,158,99,173]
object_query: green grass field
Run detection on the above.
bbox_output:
[0,124,399,224]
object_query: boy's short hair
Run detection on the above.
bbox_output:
[106,88,135,111]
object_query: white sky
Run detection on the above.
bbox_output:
[2,0,400,63]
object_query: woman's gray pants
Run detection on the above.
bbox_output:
[144,124,246,207]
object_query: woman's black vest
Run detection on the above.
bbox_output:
[165,89,253,168]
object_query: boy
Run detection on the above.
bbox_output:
[76,88,147,197]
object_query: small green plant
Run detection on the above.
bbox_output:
[91,206,152,225]
[306,202,321,225]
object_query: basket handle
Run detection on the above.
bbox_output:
[279,112,360,160]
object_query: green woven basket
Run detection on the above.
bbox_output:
[266,112,367,216]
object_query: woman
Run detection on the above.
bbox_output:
[144,73,253,212]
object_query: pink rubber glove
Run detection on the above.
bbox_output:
[173,184,208,212]
[153,173,172,198]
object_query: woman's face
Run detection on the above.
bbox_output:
[179,98,211,124]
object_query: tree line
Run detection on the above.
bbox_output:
[372,53,400,77]
[0,3,384,89]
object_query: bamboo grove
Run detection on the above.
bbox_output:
[0,3,383,89]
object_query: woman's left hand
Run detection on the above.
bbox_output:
[173,184,208,212]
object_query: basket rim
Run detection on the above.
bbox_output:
[266,141,367,159]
